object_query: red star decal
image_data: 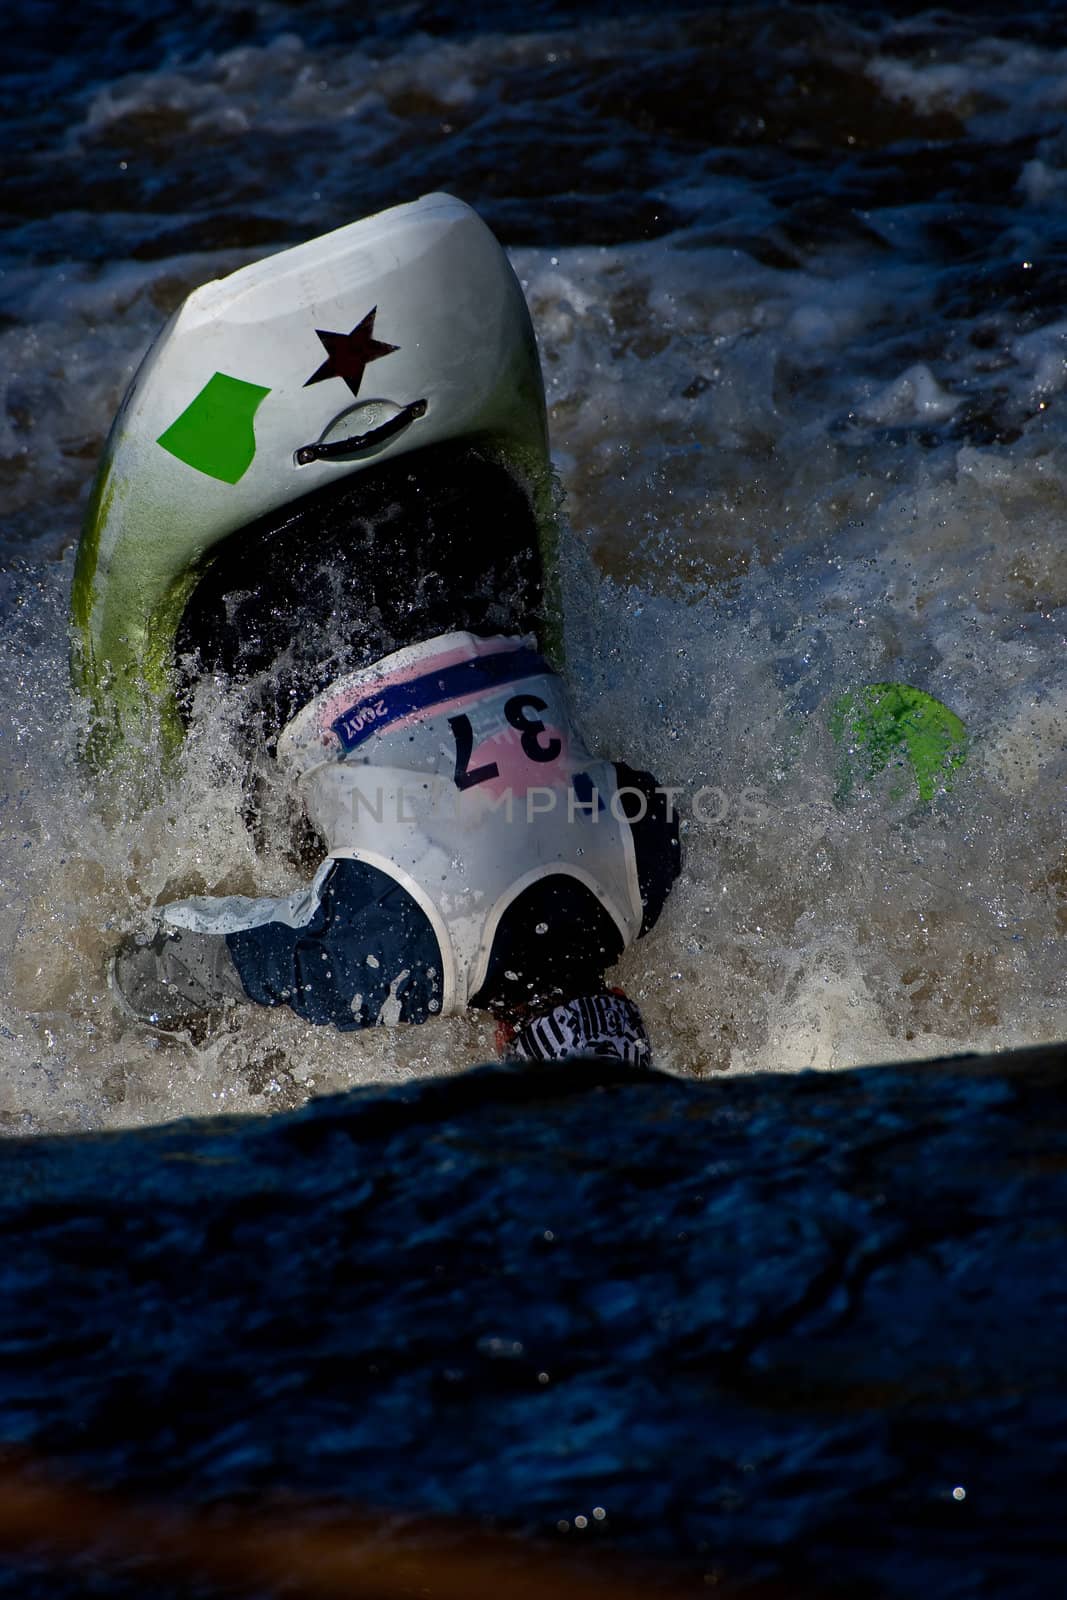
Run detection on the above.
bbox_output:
[303,307,399,399]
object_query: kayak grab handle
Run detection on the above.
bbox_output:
[294,398,428,466]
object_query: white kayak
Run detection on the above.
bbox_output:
[72,193,551,766]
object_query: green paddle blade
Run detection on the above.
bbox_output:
[830,682,968,805]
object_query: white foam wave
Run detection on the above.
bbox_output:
[2,10,1066,1129]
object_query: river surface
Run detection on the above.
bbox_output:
[2,0,1066,1131]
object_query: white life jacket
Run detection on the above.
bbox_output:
[276,631,645,1014]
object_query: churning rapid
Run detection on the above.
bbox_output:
[2,1,1065,1131]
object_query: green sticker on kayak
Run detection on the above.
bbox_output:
[830,683,967,804]
[157,372,271,484]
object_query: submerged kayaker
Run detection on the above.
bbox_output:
[89,197,678,1064]
[110,438,679,1064]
